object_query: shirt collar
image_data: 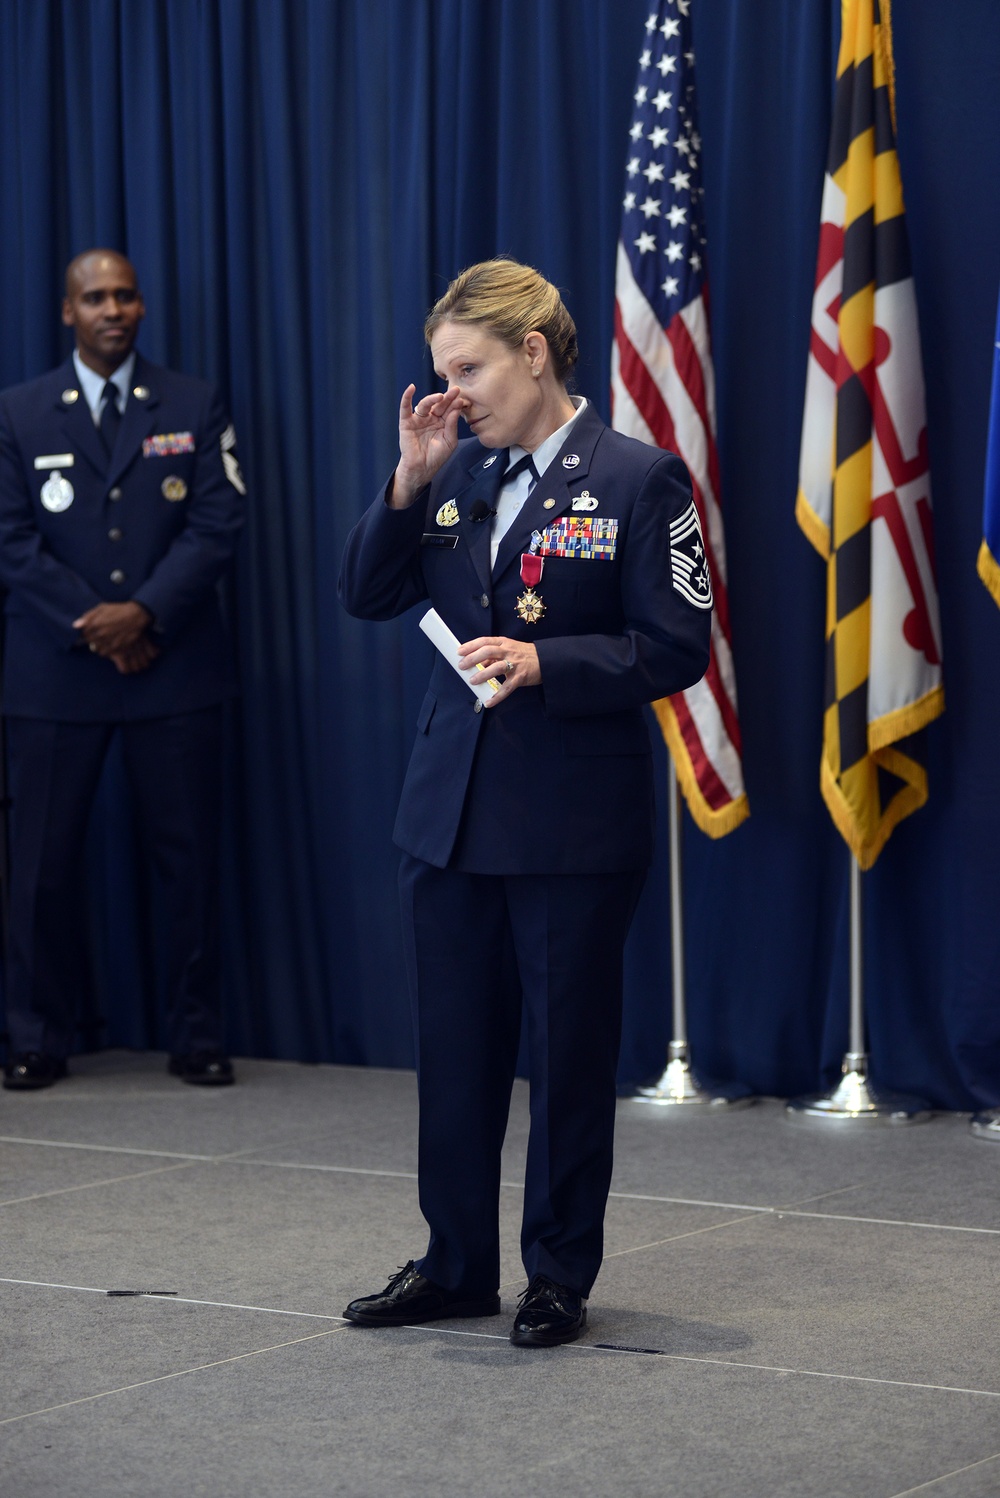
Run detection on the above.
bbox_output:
[507,395,587,478]
[73,350,136,417]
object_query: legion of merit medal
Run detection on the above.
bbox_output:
[515,551,545,623]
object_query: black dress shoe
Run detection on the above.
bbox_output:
[167,1052,235,1086]
[343,1262,501,1326]
[3,1053,68,1091]
[510,1274,587,1347]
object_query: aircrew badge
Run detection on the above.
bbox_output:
[435,499,460,527]
[40,472,74,512]
[571,491,598,511]
[515,588,545,623]
[161,476,188,502]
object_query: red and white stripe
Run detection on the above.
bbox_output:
[612,242,748,836]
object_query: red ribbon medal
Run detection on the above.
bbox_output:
[515,553,545,623]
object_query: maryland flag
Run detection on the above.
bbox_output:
[796,0,943,869]
[977,289,1000,607]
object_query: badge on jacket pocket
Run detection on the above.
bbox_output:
[161,476,188,501]
[40,472,74,512]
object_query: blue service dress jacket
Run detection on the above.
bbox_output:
[340,401,712,874]
[0,352,246,722]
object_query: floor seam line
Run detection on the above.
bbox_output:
[0,1327,350,1427]
[884,1451,1000,1497]
[3,1141,996,1234]
[5,1277,998,1401]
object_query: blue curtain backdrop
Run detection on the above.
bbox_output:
[1,0,998,1107]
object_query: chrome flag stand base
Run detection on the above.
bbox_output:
[636,1041,753,1108]
[787,1050,930,1125]
[787,857,930,1127]
[632,757,754,1112]
[970,1109,1000,1141]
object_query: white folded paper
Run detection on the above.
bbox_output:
[419,607,501,703]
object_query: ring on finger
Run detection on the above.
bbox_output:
[504,659,514,673]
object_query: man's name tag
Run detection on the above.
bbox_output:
[421,533,459,548]
[34,454,74,470]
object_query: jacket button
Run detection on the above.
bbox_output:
[110,569,126,585]
[109,486,122,501]
[473,699,484,714]
[108,527,123,541]
[480,593,490,608]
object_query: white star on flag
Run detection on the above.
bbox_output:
[613,0,748,837]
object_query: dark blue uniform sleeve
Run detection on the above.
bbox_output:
[131,387,246,637]
[338,481,430,620]
[536,452,711,716]
[0,394,102,648]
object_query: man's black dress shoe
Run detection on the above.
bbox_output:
[343,1262,501,1326]
[510,1274,587,1347]
[3,1053,67,1091]
[167,1052,235,1086]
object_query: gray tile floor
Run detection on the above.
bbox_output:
[2,1052,999,1497]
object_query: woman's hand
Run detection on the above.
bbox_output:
[389,384,469,508]
[458,636,541,705]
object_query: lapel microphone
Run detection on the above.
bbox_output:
[468,499,495,523]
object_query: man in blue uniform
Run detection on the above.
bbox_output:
[0,249,246,1090]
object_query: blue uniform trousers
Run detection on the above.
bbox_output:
[399,855,645,1298]
[5,706,223,1059]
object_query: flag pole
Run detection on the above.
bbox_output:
[786,853,930,1125]
[634,755,751,1109]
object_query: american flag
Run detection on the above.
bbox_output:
[611,0,748,838]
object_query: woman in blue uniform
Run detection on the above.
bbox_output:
[339,259,711,1346]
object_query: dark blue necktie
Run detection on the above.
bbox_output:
[99,380,122,457]
[504,453,539,492]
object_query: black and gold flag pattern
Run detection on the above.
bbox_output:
[796,0,943,869]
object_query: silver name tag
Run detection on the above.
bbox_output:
[34,454,75,470]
